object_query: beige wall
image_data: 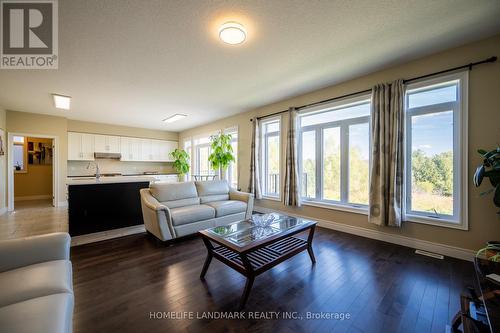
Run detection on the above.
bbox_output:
[5,112,179,206]
[14,137,53,199]
[180,34,500,251]
[0,107,6,213]
[67,120,178,141]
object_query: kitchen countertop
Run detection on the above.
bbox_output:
[66,175,156,185]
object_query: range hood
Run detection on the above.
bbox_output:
[94,152,122,160]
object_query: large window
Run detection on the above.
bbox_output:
[197,145,212,176]
[193,135,215,177]
[404,72,467,228]
[189,127,238,185]
[298,95,370,209]
[225,127,238,189]
[261,118,281,198]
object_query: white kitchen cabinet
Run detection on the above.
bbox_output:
[150,140,177,162]
[94,135,121,153]
[120,137,131,161]
[120,137,142,161]
[140,139,152,161]
[150,139,162,161]
[69,132,177,162]
[81,134,95,160]
[160,140,177,162]
[68,132,94,161]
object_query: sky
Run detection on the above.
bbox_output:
[411,111,453,156]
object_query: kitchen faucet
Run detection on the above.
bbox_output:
[87,161,101,180]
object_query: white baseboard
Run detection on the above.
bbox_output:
[14,195,52,201]
[57,201,68,207]
[71,225,146,247]
[254,205,476,262]
[0,207,6,216]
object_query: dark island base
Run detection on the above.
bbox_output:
[68,181,150,236]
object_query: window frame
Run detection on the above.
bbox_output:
[260,116,282,200]
[403,71,468,230]
[298,94,371,211]
[13,136,27,173]
[196,143,213,176]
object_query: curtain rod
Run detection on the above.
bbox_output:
[250,55,497,121]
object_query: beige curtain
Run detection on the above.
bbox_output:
[248,117,262,199]
[369,79,404,227]
[283,108,301,207]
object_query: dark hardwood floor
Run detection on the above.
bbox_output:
[71,227,474,333]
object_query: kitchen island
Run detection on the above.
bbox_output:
[67,176,156,236]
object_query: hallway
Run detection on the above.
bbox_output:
[0,199,67,240]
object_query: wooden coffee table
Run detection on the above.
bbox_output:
[198,213,317,309]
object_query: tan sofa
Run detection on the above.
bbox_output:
[0,233,73,333]
[140,180,254,241]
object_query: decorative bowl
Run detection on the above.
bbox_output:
[251,214,276,228]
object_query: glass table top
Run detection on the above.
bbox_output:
[206,213,311,247]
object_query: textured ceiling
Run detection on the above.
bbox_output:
[1,0,500,131]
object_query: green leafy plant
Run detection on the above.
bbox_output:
[473,147,500,213]
[169,149,190,177]
[208,133,235,178]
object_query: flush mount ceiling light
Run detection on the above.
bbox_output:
[52,94,71,110]
[163,114,187,123]
[219,22,246,45]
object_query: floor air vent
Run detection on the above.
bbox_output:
[415,249,444,260]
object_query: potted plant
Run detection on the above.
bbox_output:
[473,147,500,214]
[169,149,190,181]
[208,133,235,180]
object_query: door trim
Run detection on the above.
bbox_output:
[7,132,59,211]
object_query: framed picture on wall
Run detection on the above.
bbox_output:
[27,140,53,165]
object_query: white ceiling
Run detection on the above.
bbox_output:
[1,0,500,132]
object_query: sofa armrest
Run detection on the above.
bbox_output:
[140,188,168,211]
[0,233,71,272]
[140,189,175,241]
[229,190,253,203]
[230,190,254,219]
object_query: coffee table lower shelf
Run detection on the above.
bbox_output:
[199,224,316,309]
[213,236,308,275]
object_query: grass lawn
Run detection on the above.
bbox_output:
[411,192,453,216]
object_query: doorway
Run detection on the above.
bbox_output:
[7,133,59,212]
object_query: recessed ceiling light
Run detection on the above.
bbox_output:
[52,94,71,110]
[219,22,246,45]
[163,114,187,123]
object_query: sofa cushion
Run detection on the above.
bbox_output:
[161,197,200,209]
[195,180,230,203]
[170,205,215,226]
[0,293,73,333]
[206,200,247,217]
[0,260,73,308]
[150,182,198,202]
[199,194,230,204]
